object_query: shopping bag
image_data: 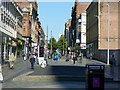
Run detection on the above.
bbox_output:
[0,72,3,81]
[41,60,47,68]
[24,56,26,61]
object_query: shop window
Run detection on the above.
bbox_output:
[10,19,12,27]
[8,19,10,26]
[5,18,8,25]
[3,16,5,23]
[1,14,3,21]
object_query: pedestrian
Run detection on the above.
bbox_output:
[71,52,74,61]
[55,54,59,61]
[66,54,69,62]
[89,52,92,60]
[22,50,26,61]
[28,51,31,58]
[29,54,35,69]
[79,53,82,63]
[9,53,15,69]
[110,55,116,78]
[69,52,71,61]
[73,52,77,64]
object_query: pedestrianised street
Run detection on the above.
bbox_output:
[0,0,120,90]
[1,56,120,90]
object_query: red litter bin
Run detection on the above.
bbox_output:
[86,64,105,90]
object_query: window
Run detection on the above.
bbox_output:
[1,14,3,21]
[8,18,10,26]
[3,15,5,23]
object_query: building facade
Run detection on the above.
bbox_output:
[86,1,120,65]
[0,0,23,64]
[16,1,38,58]
[70,0,90,53]
[65,19,71,47]
[77,12,87,55]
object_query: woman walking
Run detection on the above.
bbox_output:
[9,53,15,69]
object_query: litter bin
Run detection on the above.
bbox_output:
[86,64,105,90]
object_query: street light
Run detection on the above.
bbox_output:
[107,2,110,65]
[38,36,43,57]
[51,30,52,54]
[94,2,110,65]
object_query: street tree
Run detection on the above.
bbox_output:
[48,37,57,51]
[57,35,68,54]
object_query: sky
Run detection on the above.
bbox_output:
[37,0,93,41]
[38,2,74,41]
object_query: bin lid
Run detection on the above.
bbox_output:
[86,64,104,70]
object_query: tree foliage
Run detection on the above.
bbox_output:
[57,35,68,52]
[48,37,57,51]
[48,35,68,53]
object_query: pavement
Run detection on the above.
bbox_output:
[1,56,120,89]
[1,56,114,82]
[2,57,30,82]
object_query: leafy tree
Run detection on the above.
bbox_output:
[57,35,68,53]
[48,37,57,51]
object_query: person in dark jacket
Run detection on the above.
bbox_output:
[29,54,35,69]
[110,55,116,78]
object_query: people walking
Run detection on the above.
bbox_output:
[29,54,35,69]
[9,53,15,69]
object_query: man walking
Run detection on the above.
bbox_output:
[29,54,35,69]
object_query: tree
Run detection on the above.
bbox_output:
[57,35,68,53]
[48,37,57,51]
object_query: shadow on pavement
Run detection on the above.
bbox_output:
[28,65,86,81]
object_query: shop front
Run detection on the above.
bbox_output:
[1,33,17,64]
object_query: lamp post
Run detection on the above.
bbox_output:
[16,15,23,58]
[107,2,110,65]
[95,2,110,65]
[63,35,64,55]
[72,29,74,51]
[46,26,48,60]
[51,30,52,54]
